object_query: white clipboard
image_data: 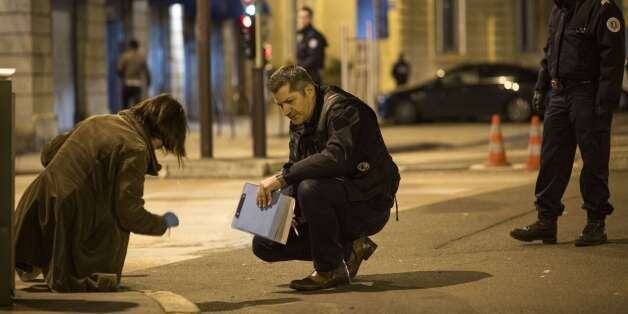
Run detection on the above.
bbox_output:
[231,183,295,244]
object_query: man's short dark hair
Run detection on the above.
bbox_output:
[268,65,315,94]
[300,6,313,18]
[129,39,139,50]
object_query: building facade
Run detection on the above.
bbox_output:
[3,0,628,152]
[1,0,244,152]
[0,0,108,152]
[268,0,628,99]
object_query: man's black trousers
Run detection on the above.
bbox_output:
[252,178,391,272]
[535,82,614,219]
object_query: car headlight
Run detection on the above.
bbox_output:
[502,80,520,91]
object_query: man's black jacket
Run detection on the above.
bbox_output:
[536,0,625,114]
[281,86,400,203]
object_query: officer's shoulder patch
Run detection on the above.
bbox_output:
[606,17,621,32]
[357,161,370,172]
[308,38,319,49]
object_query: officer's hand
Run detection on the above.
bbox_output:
[256,176,281,208]
[163,212,179,228]
[533,90,545,113]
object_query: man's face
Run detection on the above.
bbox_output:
[298,10,311,30]
[273,84,315,125]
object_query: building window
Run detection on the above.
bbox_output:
[437,0,465,54]
[517,0,535,52]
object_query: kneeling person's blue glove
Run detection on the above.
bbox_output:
[163,212,179,228]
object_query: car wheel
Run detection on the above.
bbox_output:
[505,97,532,122]
[393,101,417,124]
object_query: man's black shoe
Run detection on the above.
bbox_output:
[289,263,350,291]
[575,221,607,247]
[510,219,557,244]
[347,237,377,279]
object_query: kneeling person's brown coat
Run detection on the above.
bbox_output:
[14,111,168,292]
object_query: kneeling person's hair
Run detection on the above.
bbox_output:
[129,94,188,164]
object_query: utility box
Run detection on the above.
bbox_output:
[0,68,16,306]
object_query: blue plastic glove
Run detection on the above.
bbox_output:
[163,212,179,228]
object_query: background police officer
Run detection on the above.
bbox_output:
[296,6,328,85]
[392,53,411,87]
[511,0,625,246]
[251,65,399,291]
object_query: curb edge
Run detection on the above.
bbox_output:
[141,290,200,314]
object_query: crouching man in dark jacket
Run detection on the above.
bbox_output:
[252,65,400,291]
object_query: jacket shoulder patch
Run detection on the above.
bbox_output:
[357,161,370,172]
[607,17,621,32]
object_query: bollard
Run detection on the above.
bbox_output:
[0,68,15,306]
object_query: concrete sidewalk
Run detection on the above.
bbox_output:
[16,113,628,177]
[0,277,200,313]
[15,115,536,177]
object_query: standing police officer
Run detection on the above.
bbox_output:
[392,53,411,87]
[251,65,400,291]
[297,6,328,85]
[511,0,625,246]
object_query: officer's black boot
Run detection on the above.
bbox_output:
[574,212,607,247]
[510,218,557,244]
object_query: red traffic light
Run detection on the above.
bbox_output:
[240,14,253,29]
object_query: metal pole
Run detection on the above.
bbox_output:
[278,0,297,137]
[340,24,349,90]
[366,21,375,110]
[252,0,266,157]
[286,0,297,62]
[0,68,16,306]
[372,0,381,114]
[197,0,213,158]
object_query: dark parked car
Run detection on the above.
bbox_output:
[378,63,542,124]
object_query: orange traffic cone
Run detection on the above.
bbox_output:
[526,115,542,170]
[486,114,510,167]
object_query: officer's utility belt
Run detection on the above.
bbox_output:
[550,78,592,91]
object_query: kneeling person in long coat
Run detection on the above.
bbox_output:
[252,65,400,291]
[13,94,187,292]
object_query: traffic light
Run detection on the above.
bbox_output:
[240,0,257,60]
[240,14,255,60]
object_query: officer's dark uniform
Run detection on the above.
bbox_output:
[297,25,328,85]
[252,86,400,272]
[511,0,624,246]
[392,58,410,86]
